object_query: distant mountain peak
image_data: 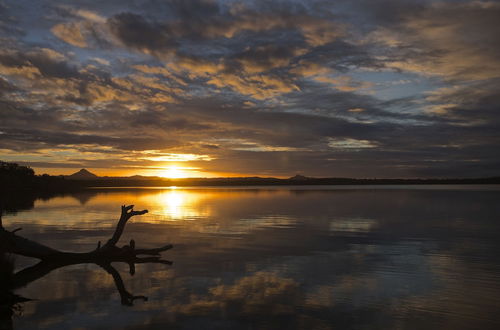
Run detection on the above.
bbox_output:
[67,168,98,179]
[289,174,309,180]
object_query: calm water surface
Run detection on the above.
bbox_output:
[3,185,500,329]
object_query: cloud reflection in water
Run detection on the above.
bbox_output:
[4,186,500,329]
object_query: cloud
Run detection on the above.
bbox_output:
[107,13,177,54]
[230,44,306,74]
[328,138,378,150]
[0,47,79,79]
[207,72,299,100]
[51,22,89,47]
[368,1,500,81]
[90,57,110,66]
[313,75,374,92]
[0,0,499,177]
[424,79,500,126]
[102,1,344,59]
[50,7,113,49]
[173,271,301,316]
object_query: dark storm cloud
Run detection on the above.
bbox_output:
[226,44,303,73]
[0,0,499,177]
[107,13,178,53]
[103,0,343,58]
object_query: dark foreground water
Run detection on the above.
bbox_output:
[3,185,500,329]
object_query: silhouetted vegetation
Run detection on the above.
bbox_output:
[0,161,84,216]
[79,175,500,187]
[0,161,83,193]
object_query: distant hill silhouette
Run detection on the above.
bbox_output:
[289,174,309,181]
[2,160,500,191]
[67,169,98,180]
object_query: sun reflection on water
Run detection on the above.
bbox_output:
[149,187,211,220]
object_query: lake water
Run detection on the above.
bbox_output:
[3,185,500,329]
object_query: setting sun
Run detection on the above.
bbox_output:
[160,166,187,179]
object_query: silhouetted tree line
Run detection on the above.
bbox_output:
[0,161,35,187]
[0,161,84,191]
[0,161,84,216]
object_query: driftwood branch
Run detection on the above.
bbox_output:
[104,205,148,248]
[1,204,173,326]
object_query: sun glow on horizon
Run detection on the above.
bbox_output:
[159,165,189,179]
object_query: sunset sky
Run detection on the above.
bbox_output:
[1,0,499,178]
